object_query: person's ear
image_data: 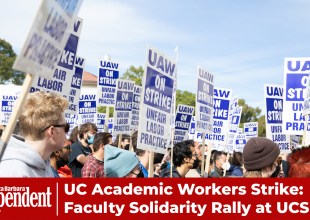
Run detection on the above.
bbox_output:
[83,132,88,139]
[184,157,190,163]
[47,126,54,137]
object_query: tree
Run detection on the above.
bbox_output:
[0,39,25,85]
[257,115,266,137]
[238,98,266,137]
[97,106,114,117]
[122,65,144,86]
[238,99,261,123]
[176,90,196,107]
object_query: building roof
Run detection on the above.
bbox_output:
[83,71,97,85]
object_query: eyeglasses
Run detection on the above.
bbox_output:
[42,123,69,133]
[130,171,140,176]
[129,167,141,176]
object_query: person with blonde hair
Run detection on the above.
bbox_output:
[0,91,68,177]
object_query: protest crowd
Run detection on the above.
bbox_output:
[0,0,310,179]
[0,90,309,178]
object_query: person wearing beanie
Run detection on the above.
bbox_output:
[243,137,280,177]
[104,145,141,178]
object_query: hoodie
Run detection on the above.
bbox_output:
[0,136,54,177]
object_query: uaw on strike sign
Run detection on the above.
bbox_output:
[113,79,135,135]
[173,104,194,145]
[137,47,176,154]
[283,58,310,135]
[265,84,290,153]
[206,88,231,145]
[97,59,119,107]
[0,85,21,125]
[195,67,214,135]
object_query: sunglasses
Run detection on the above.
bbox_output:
[42,123,70,133]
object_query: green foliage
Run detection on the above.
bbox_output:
[122,65,144,86]
[238,98,266,137]
[257,115,266,137]
[176,90,196,108]
[97,106,114,117]
[0,39,25,85]
[238,99,261,123]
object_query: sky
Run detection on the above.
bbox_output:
[1,0,310,113]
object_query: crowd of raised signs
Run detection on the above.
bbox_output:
[1,0,310,178]
[0,91,309,178]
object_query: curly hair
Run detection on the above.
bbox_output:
[19,91,68,140]
[78,123,98,139]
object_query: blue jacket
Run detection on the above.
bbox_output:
[228,164,243,177]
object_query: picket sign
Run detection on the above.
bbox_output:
[283,58,310,135]
[0,0,82,160]
[97,59,119,107]
[113,79,134,136]
[0,74,34,161]
[173,104,194,145]
[0,85,21,125]
[13,1,75,78]
[265,84,290,153]
[212,88,232,147]
[137,47,176,154]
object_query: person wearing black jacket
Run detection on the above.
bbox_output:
[160,140,199,178]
